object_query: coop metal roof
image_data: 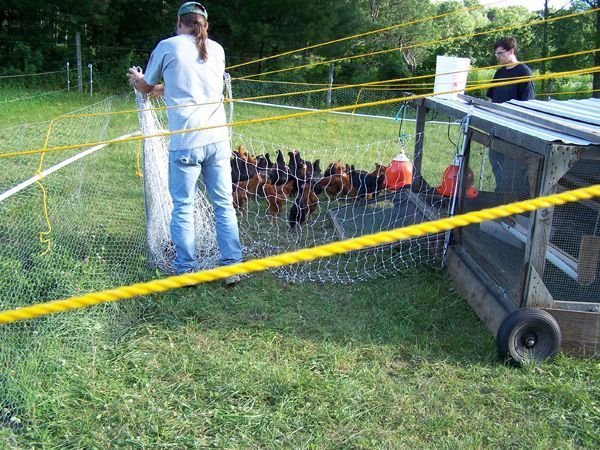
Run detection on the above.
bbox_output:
[423,96,600,153]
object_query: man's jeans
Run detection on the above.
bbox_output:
[168,141,242,274]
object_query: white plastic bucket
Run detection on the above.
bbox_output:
[433,55,471,99]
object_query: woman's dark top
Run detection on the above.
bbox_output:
[486,64,535,103]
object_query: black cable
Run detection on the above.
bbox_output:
[447,118,457,148]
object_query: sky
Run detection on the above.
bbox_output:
[432,1,571,10]
[495,0,568,10]
[500,0,568,11]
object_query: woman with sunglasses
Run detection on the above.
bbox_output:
[485,36,535,196]
[486,36,535,104]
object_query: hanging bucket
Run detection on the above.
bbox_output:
[436,163,460,196]
[385,153,413,190]
[433,55,471,100]
[436,161,478,198]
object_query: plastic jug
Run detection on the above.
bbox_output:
[436,159,478,199]
[385,153,413,190]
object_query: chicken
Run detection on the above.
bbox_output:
[349,165,385,199]
[231,145,258,183]
[232,172,265,210]
[263,180,294,220]
[324,160,345,177]
[288,181,319,229]
[314,173,355,199]
[268,149,289,185]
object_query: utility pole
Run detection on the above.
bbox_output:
[541,0,549,98]
[76,32,83,94]
[594,0,600,98]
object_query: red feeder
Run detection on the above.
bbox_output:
[385,153,413,190]
[436,160,478,199]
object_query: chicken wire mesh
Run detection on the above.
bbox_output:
[135,91,220,274]
[0,97,152,431]
[0,78,463,429]
[137,76,455,282]
[0,81,452,310]
[0,98,150,310]
[231,78,417,119]
[0,82,462,321]
[229,134,450,283]
[0,97,154,306]
[546,157,600,304]
[460,142,538,303]
[453,135,600,307]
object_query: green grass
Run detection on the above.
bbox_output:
[0,89,115,128]
[2,273,600,448]
[234,103,400,149]
[0,90,598,448]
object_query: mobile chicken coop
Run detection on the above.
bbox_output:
[411,95,600,365]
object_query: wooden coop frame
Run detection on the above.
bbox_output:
[411,95,600,365]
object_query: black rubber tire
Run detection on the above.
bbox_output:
[496,308,561,366]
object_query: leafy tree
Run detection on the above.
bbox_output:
[209,0,364,81]
[338,0,439,82]
[527,0,598,97]
[571,0,599,97]
[0,0,595,94]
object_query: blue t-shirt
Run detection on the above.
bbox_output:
[144,34,229,150]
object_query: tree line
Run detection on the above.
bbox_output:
[0,0,597,96]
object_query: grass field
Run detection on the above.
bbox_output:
[0,90,599,448]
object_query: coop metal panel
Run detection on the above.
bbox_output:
[500,100,600,143]
[470,101,598,145]
[426,97,597,148]
[578,98,600,114]
[479,103,599,145]
[508,99,600,127]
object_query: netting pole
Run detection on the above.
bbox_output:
[76,32,83,94]
[224,72,234,141]
[442,110,473,265]
[327,63,334,107]
[88,64,93,97]
[412,102,427,185]
[66,62,70,93]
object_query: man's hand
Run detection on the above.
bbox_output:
[127,66,143,88]
[126,66,157,96]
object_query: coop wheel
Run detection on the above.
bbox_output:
[496,308,561,366]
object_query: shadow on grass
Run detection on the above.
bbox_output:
[140,267,497,365]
